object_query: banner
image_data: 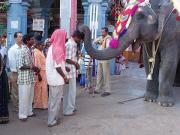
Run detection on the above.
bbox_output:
[32,19,45,31]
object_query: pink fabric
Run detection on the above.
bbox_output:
[33,48,48,109]
[51,29,67,64]
[110,39,119,48]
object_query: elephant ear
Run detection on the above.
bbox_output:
[156,0,173,39]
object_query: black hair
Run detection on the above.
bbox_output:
[29,33,35,39]
[36,41,44,46]
[102,27,109,33]
[22,35,29,44]
[72,30,84,40]
[14,31,22,38]
[23,33,36,44]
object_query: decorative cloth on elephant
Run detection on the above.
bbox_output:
[173,9,180,22]
[173,8,180,22]
[50,29,67,64]
[110,0,149,48]
[172,0,180,16]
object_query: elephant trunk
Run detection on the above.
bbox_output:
[80,26,133,60]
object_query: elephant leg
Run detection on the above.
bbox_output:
[143,45,160,102]
[158,44,179,107]
[174,60,180,87]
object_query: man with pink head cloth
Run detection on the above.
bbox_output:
[46,29,69,127]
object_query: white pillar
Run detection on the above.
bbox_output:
[60,0,77,38]
[60,0,71,38]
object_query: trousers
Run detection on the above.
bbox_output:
[9,72,18,109]
[48,85,63,125]
[95,61,111,93]
[85,67,92,89]
[63,77,76,115]
[18,84,34,119]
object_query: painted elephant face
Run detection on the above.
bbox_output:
[131,5,158,42]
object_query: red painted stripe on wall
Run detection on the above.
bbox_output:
[70,0,77,35]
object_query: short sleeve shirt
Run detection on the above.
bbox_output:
[8,43,22,72]
[16,46,35,85]
[81,44,92,68]
[65,38,77,78]
[46,46,66,86]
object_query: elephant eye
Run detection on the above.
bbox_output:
[137,13,145,20]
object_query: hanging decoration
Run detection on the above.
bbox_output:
[110,0,125,22]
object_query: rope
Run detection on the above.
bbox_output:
[145,8,174,80]
[145,36,162,80]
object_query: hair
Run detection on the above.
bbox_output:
[29,33,35,39]
[22,35,29,44]
[14,31,22,38]
[72,30,84,40]
[102,27,109,33]
[36,41,44,46]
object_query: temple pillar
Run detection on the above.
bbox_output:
[7,1,30,47]
[42,9,50,40]
[82,0,108,39]
[82,2,88,26]
[60,0,77,38]
[70,0,77,35]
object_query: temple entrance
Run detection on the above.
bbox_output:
[27,0,84,39]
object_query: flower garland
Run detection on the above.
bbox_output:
[110,0,125,22]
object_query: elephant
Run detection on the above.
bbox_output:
[79,0,180,107]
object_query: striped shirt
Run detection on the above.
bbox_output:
[84,52,92,68]
[81,44,92,68]
[16,46,35,85]
[65,38,77,78]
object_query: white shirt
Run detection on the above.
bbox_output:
[94,36,111,50]
[46,46,66,86]
[8,43,22,72]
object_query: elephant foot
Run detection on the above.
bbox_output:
[157,96,174,107]
[144,91,158,103]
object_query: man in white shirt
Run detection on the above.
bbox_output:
[46,29,69,127]
[8,32,23,112]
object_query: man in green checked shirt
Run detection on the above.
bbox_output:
[16,34,39,121]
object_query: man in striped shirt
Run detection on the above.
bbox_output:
[63,30,84,116]
[81,44,93,91]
